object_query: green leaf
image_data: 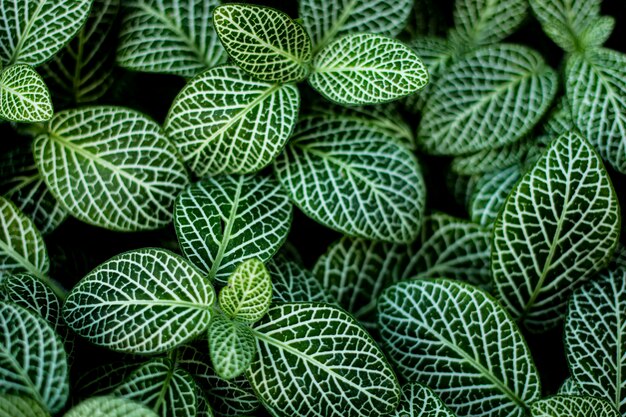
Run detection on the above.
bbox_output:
[378,279,541,417]
[63,248,216,354]
[557,378,581,395]
[451,0,528,46]
[2,273,61,330]
[64,396,159,417]
[309,33,428,106]
[113,357,198,417]
[564,268,626,414]
[542,97,575,140]
[299,0,413,52]
[267,254,330,303]
[0,64,53,122]
[417,44,557,155]
[450,136,533,176]
[0,196,49,279]
[0,0,92,66]
[393,383,455,417]
[174,174,292,285]
[213,4,312,82]
[164,65,299,176]
[530,395,620,417]
[33,106,189,232]
[0,302,69,414]
[566,48,626,174]
[274,115,426,243]
[248,303,401,417]
[219,258,272,323]
[208,314,256,380]
[469,166,522,227]
[0,395,49,417]
[492,131,621,331]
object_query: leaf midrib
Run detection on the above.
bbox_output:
[84,299,213,310]
[0,237,45,279]
[8,0,47,65]
[0,72,45,110]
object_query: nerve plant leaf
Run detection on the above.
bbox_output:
[299,0,413,52]
[63,248,216,354]
[208,314,256,380]
[0,64,53,122]
[530,395,620,417]
[268,254,332,304]
[393,383,455,417]
[0,0,92,67]
[557,378,581,395]
[469,165,522,227]
[492,131,620,331]
[2,273,62,330]
[117,0,226,77]
[309,33,428,105]
[32,106,189,232]
[164,65,299,176]
[378,279,541,417]
[174,174,292,285]
[219,258,272,323]
[417,44,557,155]
[0,302,69,414]
[64,396,159,417]
[248,303,401,417]
[0,395,49,417]
[274,115,426,243]
[213,4,312,82]
[450,136,534,176]
[451,0,528,46]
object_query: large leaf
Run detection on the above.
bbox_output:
[65,396,159,417]
[274,115,426,243]
[469,166,522,227]
[530,395,620,417]
[378,279,541,417]
[0,302,69,414]
[174,174,291,285]
[0,395,49,417]
[213,4,312,83]
[417,44,557,155]
[566,48,626,174]
[116,0,225,77]
[309,33,428,106]
[565,268,626,414]
[268,254,331,304]
[393,383,455,417]
[63,248,216,354]
[299,0,412,52]
[208,314,256,380]
[248,303,401,417]
[492,131,620,331]
[0,64,53,122]
[219,258,272,323]
[164,65,299,176]
[32,106,189,231]
[0,0,92,66]
[451,0,528,46]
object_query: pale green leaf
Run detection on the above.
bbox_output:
[248,303,401,417]
[450,136,533,176]
[0,395,49,417]
[417,44,556,155]
[64,396,159,417]
[268,254,331,304]
[208,314,256,380]
[33,106,189,232]
[393,383,455,417]
[469,166,522,227]
[63,248,216,354]
[378,279,541,417]
[274,115,426,243]
[164,65,299,176]
[309,33,428,105]
[0,302,69,414]
[116,0,225,77]
[174,174,292,285]
[530,395,620,417]
[219,258,272,323]
[451,0,528,46]
[299,0,412,52]
[0,64,53,122]
[213,4,312,82]
[566,48,626,174]
[0,0,92,66]
[492,131,620,331]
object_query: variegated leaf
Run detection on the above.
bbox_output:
[530,395,620,417]
[0,64,53,122]
[65,396,159,417]
[469,166,522,227]
[268,254,331,304]
[219,258,272,323]
[393,383,455,417]
[557,378,581,395]
[451,0,528,46]
[208,314,256,380]
[0,395,49,417]
[2,273,61,330]
[451,136,533,175]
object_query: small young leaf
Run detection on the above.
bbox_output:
[219,258,272,323]
[213,4,312,82]
[0,302,69,414]
[117,0,226,77]
[33,106,189,231]
[174,174,292,285]
[248,303,401,417]
[469,166,522,227]
[530,395,620,417]
[451,0,528,46]
[164,65,299,176]
[64,396,159,417]
[0,395,49,417]
[0,64,53,122]
[63,248,216,354]
[417,44,557,155]
[393,383,455,417]
[309,33,428,105]
[208,314,256,380]
[492,131,621,331]
[378,279,541,417]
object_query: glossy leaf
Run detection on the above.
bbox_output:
[530,395,620,417]
[65,396,159,417]
[164,65,299,176]
[208,314,256,380]
[63,248,215,354]
[0,395,49,417]
[0,64,53,122]
[219,258,272,323]
[393,383,455,417]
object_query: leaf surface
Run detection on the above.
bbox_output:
[208,315,256,380]
[0,64,53,122]
[0,395,48,417]
[393,383,455,417]
[469,166,522,227]
[65,396,159,417]
[452,0,528,46]
[530,395,620,417]
[219,258,272,323]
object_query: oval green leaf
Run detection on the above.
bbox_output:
[0,64,53,122]
[219,258,272,323]
[65,396,159,417]
[530,395,620,417]
[208,314,256,380]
